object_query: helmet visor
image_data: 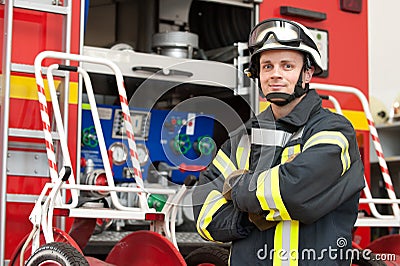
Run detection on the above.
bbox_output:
[249,19,317,52]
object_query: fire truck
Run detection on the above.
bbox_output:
[1,0,399,265]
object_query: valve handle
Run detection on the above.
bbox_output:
[179,163,207,173]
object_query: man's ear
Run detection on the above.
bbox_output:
[304,67,315,82]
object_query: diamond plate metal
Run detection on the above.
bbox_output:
[89,231,207,244]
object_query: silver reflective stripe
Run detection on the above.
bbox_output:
[281,221,292,266]
[213,150,237,179]
[198,193,220,231]
[251,128,292,147]
[237,135,250,169]
[262,170,282,220]
[303,131,350,174]
[273,220,300,265]
[197,190,228,241]
[286,146,296,158]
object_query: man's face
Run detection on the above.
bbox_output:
[258,49,313,98]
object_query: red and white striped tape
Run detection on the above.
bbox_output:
[368,119,397,199]
[117,82,146,200]
[117,81,149,210]
[36,82,58,182]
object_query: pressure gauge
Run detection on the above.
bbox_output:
[109,142,128,165]
[136,144,149,166]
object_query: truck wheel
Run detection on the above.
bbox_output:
[26,242,89,266]
[185,246,229,266]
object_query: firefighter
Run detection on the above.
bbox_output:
[192,18,365,265]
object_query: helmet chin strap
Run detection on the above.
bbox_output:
[265,67,309,106]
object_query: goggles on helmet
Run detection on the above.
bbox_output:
[248,19,319,55]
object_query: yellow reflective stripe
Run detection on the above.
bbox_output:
[196,190,227,242]
[281,147,290,163]
[236,146,244,168]
[236,147,243,161]
[264,169,280,220]
[274,221,284,266]
[274,146,301,265]
[212,149,237,179]
[256,167,291,221]
[281,145,301,164]
[273,221,299,266]
[256,171,270,210]
[270,166,291,220]
[303,131,350,175]
[289,221,300,266]
[236,146,250,170]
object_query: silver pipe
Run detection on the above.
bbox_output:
[77,0,86,189]
[0,0,14,262]
[250,3,260,116]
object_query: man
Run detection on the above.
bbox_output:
[192,18,365,265]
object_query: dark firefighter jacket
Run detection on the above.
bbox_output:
[192,89,365,266]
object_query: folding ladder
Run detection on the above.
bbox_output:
[0,0,80,263]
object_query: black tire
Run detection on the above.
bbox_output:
[26,242,89,266]
[185,246,229,266]
[351,249,387,266]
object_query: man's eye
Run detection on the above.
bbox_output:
[284,64,292,69]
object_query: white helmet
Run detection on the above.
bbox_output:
[246,18,323,79]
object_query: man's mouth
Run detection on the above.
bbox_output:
[269,84,285,91]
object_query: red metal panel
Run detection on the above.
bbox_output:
[5,203,35,259]
[0,3,82,80]
[9,98,45,130]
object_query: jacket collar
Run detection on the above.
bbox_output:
[240,89,322,135]
[275,89,322,127]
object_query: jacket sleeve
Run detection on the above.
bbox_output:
[231,114,365,224]
[192,139,254,243]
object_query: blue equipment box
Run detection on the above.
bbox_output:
[81,104,215,184]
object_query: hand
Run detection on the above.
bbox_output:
[222,169,248,200]
[248,212,278,231]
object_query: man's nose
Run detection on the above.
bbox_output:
[270,66,282,77]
